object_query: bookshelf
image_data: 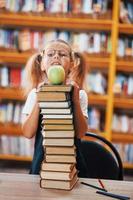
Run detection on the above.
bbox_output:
[0,0,133,169]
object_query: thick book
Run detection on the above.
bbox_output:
[42,114,73,119]
[40,174,78,190]
[42,130,75,138]
[37,92,70,102]
[39,101,71,108]
[42,118,73,125]
[45,146,76,155]
[45,155,76,163]
[43,138,74,146]
[39,84,72,92]
[41,163,75,172]
[42,124,74,131]
[41,108,72,115]
[40,165,77,181]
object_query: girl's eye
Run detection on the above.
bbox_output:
[47,53,54,57]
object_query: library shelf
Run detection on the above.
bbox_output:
[114,97,133,109]
[116,60,133,72]
[85,54,110,68]
[0,12,112,31]
[89,94,108,105]
[0,51,31,64]
[0,0,133,168]
[0,87,24,101]
[112,132,133,144]
[0,51,110,67]
[119,23,133,34]
[0,154,32,161]
[123,162,133,169]
[0,123,22,136]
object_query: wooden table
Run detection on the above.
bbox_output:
[0,173,133,200]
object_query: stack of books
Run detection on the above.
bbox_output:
[37,85,78,190]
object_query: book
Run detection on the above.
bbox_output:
[43,138,74,146]
[39,101,71,108]
[45,146,76,155]
[42,118,73,125]
[45,155,76,163]
[42,124,74,131]
[40,165,77,181]
[37,92,70,102]
[40,174,78,190]
[41,108,72,115]
[42,114,73,119]
[42,130,75,138]
[39,84,72,92]
[41,163,75,172]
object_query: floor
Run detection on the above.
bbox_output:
[0,160,133,181]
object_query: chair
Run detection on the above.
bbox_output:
[79,132,123,180]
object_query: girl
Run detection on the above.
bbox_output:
[22,39,89,176]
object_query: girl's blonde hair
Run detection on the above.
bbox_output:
[70,52,87,89]
[24,39,87,96]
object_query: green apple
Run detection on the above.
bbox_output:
[47,65,65,85]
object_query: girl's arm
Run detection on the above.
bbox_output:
[22,101,40,138]
[72,83,88,139]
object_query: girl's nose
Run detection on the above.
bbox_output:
[53,51,59,59]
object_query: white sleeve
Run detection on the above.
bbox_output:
[22,88,37,115]
[79,90,88,118]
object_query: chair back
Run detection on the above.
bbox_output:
[80,132,123,180]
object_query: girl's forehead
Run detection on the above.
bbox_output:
[45,42,71,51]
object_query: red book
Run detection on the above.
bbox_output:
[10,68,21,87]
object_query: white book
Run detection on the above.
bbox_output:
[82,0,92,14]
[13,104,21,124]
[93,33,101,53]
[41,108,71,114]
[6,102,14,122]
[1,67,9,87]
[39,101,71,108]
[42,114,73,119]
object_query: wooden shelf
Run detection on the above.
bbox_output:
[119,23,133,34]
[0,154,32,161]
[89,94,108,105]
[0,123,22,136]
[0,13,112,31]
[112,132,133,143]
[0,87,24,101]
[85,54,110,68]
[0,51,31,64]
[114,97,133,109]
[123,162,133,169]
[116,60,133,72]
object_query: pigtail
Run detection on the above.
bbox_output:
[70,52,87,89]
[23,53,43,97]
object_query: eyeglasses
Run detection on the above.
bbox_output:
[42,49,71,58]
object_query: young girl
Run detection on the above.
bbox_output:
[22,39,89,176]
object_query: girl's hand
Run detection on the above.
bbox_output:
[66,80,80,104]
